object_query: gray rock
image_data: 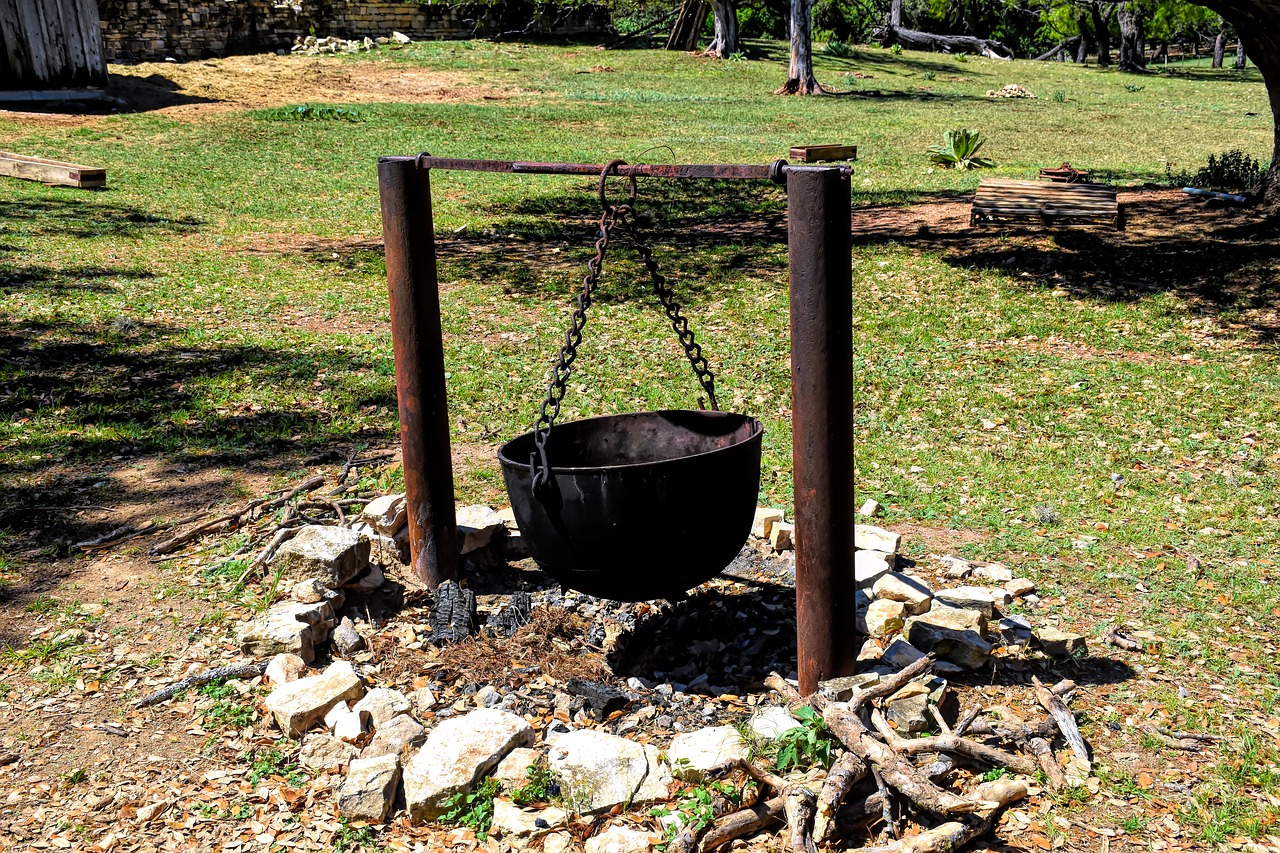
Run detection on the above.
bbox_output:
[936,554,972,579]
[291,577,344,606]
[871,572,933,615]
[884,690,930,734]
[904,607,992,669]
[361,713,426,760]
[491,799,568,839]
[299,732,359,773]
[667,726,746,781]
[403,708,534,821]
[391,30,412,43]
[273,525,370,587]
[1035,627,1086,658]
[997,615,1033,646]
[265,660,366,738]
[359,494,406,536]
[355,688,411,726]
[475,685,503,708]
[408,686,436,715]
[819,672,881,703]
[265,653,307,686]
[854,524,900,554]
[882,639,926,669]
[855,549,895,587]
[977,562,1013,583]
[547,729,673,814]
[338,754,401,823]
[933,586,996,619]
[350,522,405,568]
[237,599,335,664]
[332,617,366,656]
[344,563,385,594]
[858,499,882,517]
[456,505,506,554]
[544,832,576,853]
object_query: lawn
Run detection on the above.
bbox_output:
[1,38,1279,844]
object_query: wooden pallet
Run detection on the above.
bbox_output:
[971,178,1119,228]
[789,144,857,163]
[0,150,106,188]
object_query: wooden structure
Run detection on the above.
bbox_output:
[0,0,107,96]
[665,0,708,50]
[971,179,1121,229]
[790,144,857,163]
[0,151,106,188]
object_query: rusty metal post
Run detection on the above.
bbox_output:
[378,157,459,588]
[788,165,856,695]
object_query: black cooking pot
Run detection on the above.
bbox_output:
[498,410,763,601]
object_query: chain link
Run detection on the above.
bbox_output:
[529,160,720,496]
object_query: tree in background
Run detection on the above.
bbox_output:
[776,0,822,92]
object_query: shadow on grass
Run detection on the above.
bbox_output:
[848,190,1280,343]
[0,197,202,241]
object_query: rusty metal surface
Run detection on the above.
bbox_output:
[787,165,856,695]
[377,155,854,182]
[377,158,460,588]
[499,410,763,601]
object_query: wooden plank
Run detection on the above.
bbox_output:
[0,0,34,85]
[15,0,51,85]
[972,176,1119,229]
[0,88,107,102]
[790,144,857,163]
[0,151,106,188]
[75,0,106,85]
[57,0,88,87]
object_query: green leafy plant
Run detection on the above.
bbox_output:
[1053,90,1066,102]
[262,104,366,122]
[333,818,378,851]
[651,780,746,848]
[1166,149,1266,192]
[923,70,936,81]
[247,743,305,786]
[826,40,852,58]
[774,705,836,772]
[440,777,501,837]
[509,763,557,806]
[927,129,995,170]
[1125,83,1145,92]
[890,43,904,55]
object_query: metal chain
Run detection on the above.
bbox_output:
[528,159,720,495]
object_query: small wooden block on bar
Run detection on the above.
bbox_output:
[0,151,107,189]
[790,144,857,163]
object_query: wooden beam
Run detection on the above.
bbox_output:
[790,144,857,163]
[0,150,105,188]
[0,88,107,102]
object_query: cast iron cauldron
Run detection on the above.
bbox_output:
[498,410,763,601]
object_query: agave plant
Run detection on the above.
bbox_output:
[927,128,995,170]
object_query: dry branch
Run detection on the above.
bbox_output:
[1026,736,1066,791]
[701,796,785,850]
[150,476,325,555]
[861,779,1027,853]
[813,752,866,843]
[784,786,818,853]
[1033,677,1089,765]
[893,734,1037,776]
[134,661,267,708]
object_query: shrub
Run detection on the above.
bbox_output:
[927,129,995,170]
[1166,149,1266,192]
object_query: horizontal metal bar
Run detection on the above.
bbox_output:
[377,155,853,182]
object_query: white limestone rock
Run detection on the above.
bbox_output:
[337,754,400,823]
[547,729,672,814]
[291,577,344,607]
[361,713,427,760]
[298,732,359,773]
[858,499,882,517]
[749,706,802,739]
[751,507,785,540]
[904,607,992,669]
[403,708,534,821]
[265,660,365,738]
[819,672,881,702]
[882,638,927,669]
[355,688,412,726]
[493,747,542,789]
[273,525,370,587]
[584,824,657,853]
[855,549,895,588]
[492,799,568,839]
[861,598,906,637]
[325,701,367,742]
[933,586,996,619]
[264,653,307,686]
[769,521,795,552]
[456,505,507,554]
[1006,577,1037,597]
[344,563,385,594]
[359,494,406,536]
[854,524,900,554]
[236,599,336,664]
[871,572,933,615]
[667,726,747,781]
[1035,627,1086,658]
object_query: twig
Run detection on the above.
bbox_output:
[236,526,300,587]
[74,513,202,551]
[738,760,790,796]
[1025,736,1066,791]
[953,706,981,737]
[1033,676,1090,765]
[927,704,952,736]
[813,752,866,844]
[892,733,1037,776]
[784,786,818,853]
[1102,625,1141,651]
[857,778,1027,853]
[134,661,267,708]
[150,476,325,555]
[1142,725,1217,751]
[701,796,785,850]
[870,765,897,839]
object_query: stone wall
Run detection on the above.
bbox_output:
[97,0,610,63]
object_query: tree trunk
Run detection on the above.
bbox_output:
[1035,36,1080,61]
[1237,37,1248,68]
[705,0,739,57]
[1213,30,1226,67]
[890,0,902,28]
[1091,2,1111,66]
[1075,13,1093,63]
[1196,1,1280,210]
[1117,2,1146,71]
[666,0,710,51]
[776,0,820,94]
[1153,40,1168,64]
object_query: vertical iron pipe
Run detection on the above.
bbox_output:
[378,157,460,588]
[787,165,856,695]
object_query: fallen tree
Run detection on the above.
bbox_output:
[876,24,1014,58]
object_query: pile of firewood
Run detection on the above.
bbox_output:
[668,655,1088,853]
